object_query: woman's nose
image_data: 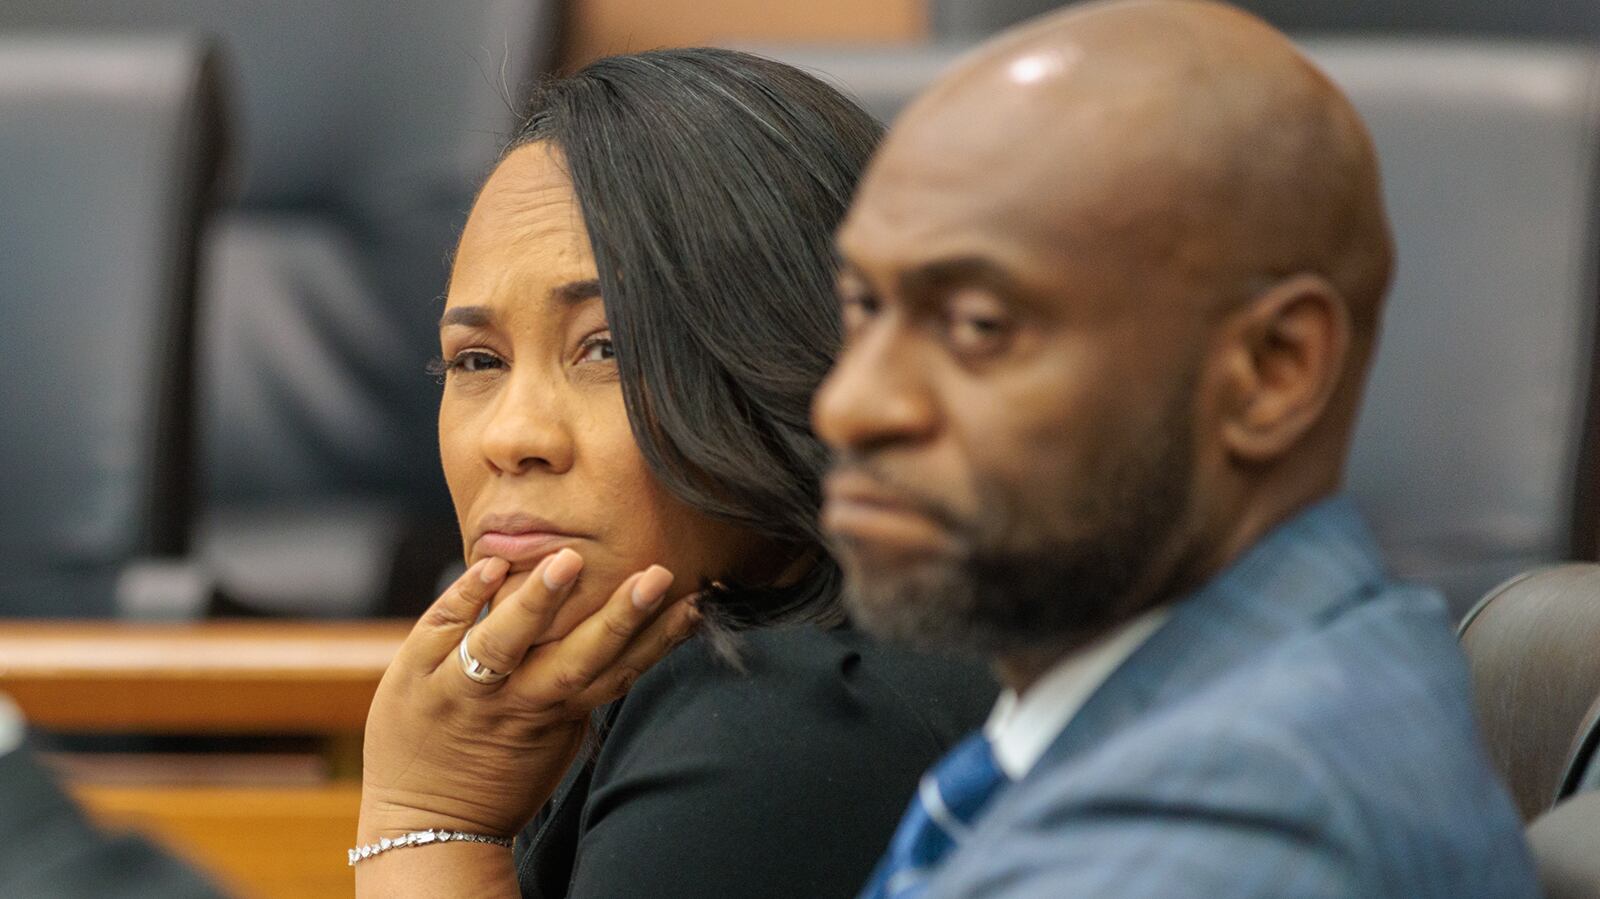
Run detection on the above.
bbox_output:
[478,378,576,476]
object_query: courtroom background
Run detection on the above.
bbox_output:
[4,0,1600,896]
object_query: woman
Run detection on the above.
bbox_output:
[358,49,995,898]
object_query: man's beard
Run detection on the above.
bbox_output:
[831,393,1195,657]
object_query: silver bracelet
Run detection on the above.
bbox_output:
[347,828,513,866]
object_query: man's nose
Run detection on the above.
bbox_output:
[812,325,939,454]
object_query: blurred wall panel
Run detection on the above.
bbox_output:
[562,0,928,68]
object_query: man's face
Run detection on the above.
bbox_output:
[813,131,1207,656]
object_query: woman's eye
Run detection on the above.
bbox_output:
[578,334,616,364]
[438,350,505,375]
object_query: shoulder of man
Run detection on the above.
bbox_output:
[930,582,1538,899]
[934,582,1536,895]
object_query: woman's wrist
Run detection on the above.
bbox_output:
[353,836,519,899]
[358,795,520,845]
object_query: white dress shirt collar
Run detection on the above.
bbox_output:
[983,608,1169,780]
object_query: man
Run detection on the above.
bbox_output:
[0,696,224,897]
[814,1,1538,896]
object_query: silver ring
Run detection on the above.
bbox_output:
[457,626,511,685]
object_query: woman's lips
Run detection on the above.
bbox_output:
[472,531,581,568]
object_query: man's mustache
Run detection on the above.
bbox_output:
[824,453,969,534]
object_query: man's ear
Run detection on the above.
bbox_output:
[1214,273,1351,464]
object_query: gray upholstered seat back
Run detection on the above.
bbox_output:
[1528,791,1600,899]
[2,4,560,616]
[925,0,1600,41]
[1238,0,1600,40]
[1307,41,1600,614]
[0,1,556,214]
[926,0,1063,39]
[0,1,561,507]
[0,36,224,614]
[1459,565,1600,820]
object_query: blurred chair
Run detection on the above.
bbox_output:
[0,618,407,898]
[1528,791,1600,899]
[0,1,562,616]
[755,38,1600,617]
[858,0,1600,47]
[735,0,1600,117]
[1459,565,1600,821]
[1316,42,1600,616]
[923,0,1600,40]
[0,35,226,617]
[1235,0,1600,40]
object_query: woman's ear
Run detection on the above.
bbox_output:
[1214,273,1352,464]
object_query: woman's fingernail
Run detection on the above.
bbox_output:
[479,557,510,583]
[631,566,674,611]
[543,549,584,590]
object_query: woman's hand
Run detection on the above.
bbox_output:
[359,549,702,846]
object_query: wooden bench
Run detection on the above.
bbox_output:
[0,620,410,899]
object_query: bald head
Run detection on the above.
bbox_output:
[852,0,1392,339]
[817,1,1396,665]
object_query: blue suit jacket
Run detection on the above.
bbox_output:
[925,496,1538,898]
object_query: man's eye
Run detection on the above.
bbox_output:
[945,294,1013,357]
[578,334,616,364]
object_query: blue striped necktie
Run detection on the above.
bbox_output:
[861,732,1009,899]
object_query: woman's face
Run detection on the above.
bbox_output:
[439,141,757,636]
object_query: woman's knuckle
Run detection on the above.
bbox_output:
[551,666,589,695]
[510,587,552,617]
[421,600,470,631]
[602,614,636,642]
[610,667,642,696]
[472,632,519,671]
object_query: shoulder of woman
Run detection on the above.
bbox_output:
[596,627,997,771]
[565,634,993,899]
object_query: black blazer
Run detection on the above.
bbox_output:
[514,626,996,899]
[0,746,223,898]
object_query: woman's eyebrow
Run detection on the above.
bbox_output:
[551,278,602,304]
[439,305,492,329]
[439,280,600,329]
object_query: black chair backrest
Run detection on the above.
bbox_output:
[1459,565,1600,820]
[1237,0,1600,40]
[0,35,225,614]
[1529,791,1600,899]
[0,1,561,509]
[926,0,1600,42]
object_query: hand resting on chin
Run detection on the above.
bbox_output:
[356,549,702,898]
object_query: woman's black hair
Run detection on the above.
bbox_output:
[509,48,882,631]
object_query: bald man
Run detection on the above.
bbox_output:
[814,1,1538,897]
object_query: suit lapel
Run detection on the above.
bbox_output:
[1019,495,1388,786]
